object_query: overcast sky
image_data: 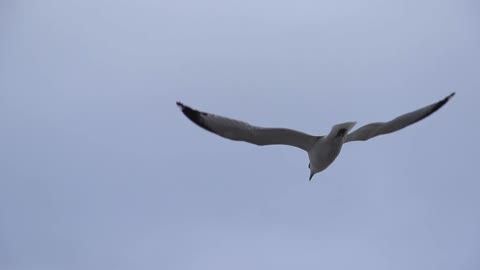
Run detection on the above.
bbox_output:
[1,0,479,269]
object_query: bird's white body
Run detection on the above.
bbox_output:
[176,93,455,180]
[308,122,357,179]
[308,137,343,174]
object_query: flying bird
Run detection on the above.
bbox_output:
[176,93,455,180]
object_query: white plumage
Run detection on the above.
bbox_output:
[177,93,455,180]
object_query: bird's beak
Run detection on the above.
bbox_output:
[309,172,314,181]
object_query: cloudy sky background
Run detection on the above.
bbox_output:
[1,0,479,269]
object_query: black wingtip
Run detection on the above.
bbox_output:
[176,102,200,120]
[433,92,455,111]
[406,92,456,127]
[176,102,214,132]
[437,92,455,108]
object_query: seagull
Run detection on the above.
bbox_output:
[176,93,455,180]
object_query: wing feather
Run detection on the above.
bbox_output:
[176,102,320,151]
[345,93,455,143]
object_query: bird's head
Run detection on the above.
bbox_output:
[309,166,323,181]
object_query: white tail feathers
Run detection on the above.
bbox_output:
[328,122,357,139]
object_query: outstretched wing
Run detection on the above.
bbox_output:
[176,102,320,151]
[345,92,455,143]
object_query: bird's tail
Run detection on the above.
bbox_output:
[328,122,357,139]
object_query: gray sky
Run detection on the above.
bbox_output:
[1,0,479,269]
